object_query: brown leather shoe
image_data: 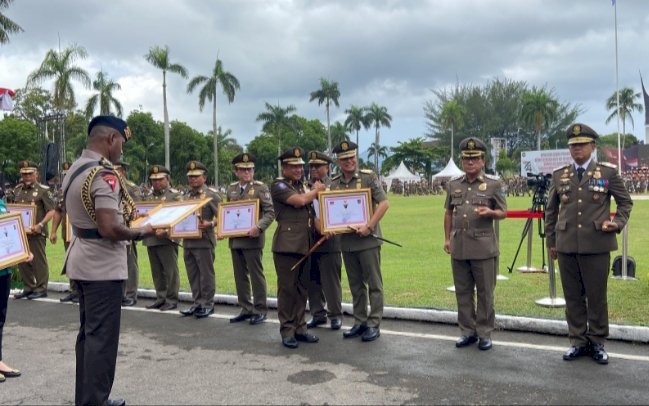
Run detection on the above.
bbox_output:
[159,303,177,311]
[146,300,165,309]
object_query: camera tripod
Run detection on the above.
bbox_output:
[507,186,547,274]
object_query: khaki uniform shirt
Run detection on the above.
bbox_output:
[13,181,55,237]
[546,161,632,254]
[183,184,220,249]
[226,180,275,250]
[142,186,182,247]
[445,173,507,260]
[271,178,313,255]
[330,170,387,252]
[62,149,127,281]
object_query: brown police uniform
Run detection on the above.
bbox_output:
[226,152,275,321]
[271,148,314,340]
[13,160,55,295]
[445,139,506,340]
[546,124,633,352]
[183,161,221,313]
[306,151,343,326]
[142,165,182,308]
[330,142,388,331]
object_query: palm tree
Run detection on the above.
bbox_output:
[27,44,91,111]
[606,87,644,148]
[344,105,369,159]
[329,121,350,146]
[84,71,122,118]
[309,78,340,155]
[439,99,464,158]
[145,45,188,171]
[520,88,558,150]
[187,58,240,186]
[0,0,22,44]
[367,142,389,173]
[365,103,392,173]
[256,102,296,176]
[212,126,240,151]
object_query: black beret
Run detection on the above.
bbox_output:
[88,115,132,142]
[458,137,486,158]
[566,123,598,145]
[232,152,256,168]
[332,140,357,159]
[308,150,332,165]
[186,160,207,176]
[277,146,305,165]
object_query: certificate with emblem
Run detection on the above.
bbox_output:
[217,199,259,238]
[134,201,161,216]
[7,203,36,231]
[318,189,373,233]
[130,199,212,230]
[0,212,31,269]
[170,212,201,239]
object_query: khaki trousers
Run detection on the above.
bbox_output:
[231,248,267,315]
[451,257,497,338]
[184,247,216,307]
[342,247,383,328]
[147,244,180,305]
[273,253,308,338]
[19,235,49,292]
[307,251,343,321]
[122,243,139,300]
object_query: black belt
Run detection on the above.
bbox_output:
[72,226,102,239]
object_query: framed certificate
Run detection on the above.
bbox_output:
[217,199,259,238]
[130,198,212,229]
[319,189,373,233]
[134,201,161,216]
[7,203,36,231]
[170,212,201,239]
[0,212,31,269]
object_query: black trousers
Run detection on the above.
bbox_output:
[74,280,124,406]
[0,272,10,361]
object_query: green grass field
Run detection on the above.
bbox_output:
[43,194,649,326]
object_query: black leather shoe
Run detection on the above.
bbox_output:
[195,307,214,318]
[306,318,327,329]
[13,291,32,300]
[229,313,252,323]
[330,319,342,330]
[27,291,48,300]
[60,293,78,303]
[478,337,493,351]
[249,314,267,325]
[105,399,126,406]
[145,300,165,309]
[343,324,367,339]
[159,303,177,311]
[361,327,381,342]
[563,345,591,361]
[121,298,136,307]
[295,333,319,343]
[180,305,199,316]
[282,336,298,349]
[0,368,21,378]
[591,344,609,365]
[455,335,478,348]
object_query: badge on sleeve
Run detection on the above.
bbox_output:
[102,174,117,191]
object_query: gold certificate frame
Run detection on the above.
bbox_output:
[319,188,373,233]
[7,203,36,230]
[0,212,32,269]
[130,198,211,229]
[170,212,201,239]
[134,201,162,217]
[217,199,260,238]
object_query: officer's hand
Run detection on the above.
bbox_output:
[443,240,451,254]
[50,233,58,245]
[141,224,155,237]
[216,233,225,241]
[155,228,169,238]
[248,226,260,238]
[549,247,558,260]
[26,252,34,263]
[601,220,618,233]
[475,207,492,217]
[355,224,371,237]
[312,181,326,192]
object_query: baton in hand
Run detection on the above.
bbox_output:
[290,234,328,271]
[347,226,403,247]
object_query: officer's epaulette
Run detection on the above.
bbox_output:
[599,162,617,169]
[274,176,285,181]
[253,180,264,185]
[126,180,137,187]
[360,169,374,175]
[39,183,50,189]
[169,188,178,193]
[485,174,500,181]
[553,164,570,173]
[331,173,342,181]
[14,183,23,191]
[208,187,219,193]
[449,174,463,181]
[229,181,239,186]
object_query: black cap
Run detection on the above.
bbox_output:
[332,140,357,159]
[186,160,207,176]
[149,165,170,180]
[566,123,598,145]
[458,137,486,158]
[277,146,305,165]
[232,152,256,168]
[308,150,332,165]
[88,115,132,142]
[18,160,38,174]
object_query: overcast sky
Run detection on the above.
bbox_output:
[2,0,649,150]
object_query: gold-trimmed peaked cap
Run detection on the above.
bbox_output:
[332,140,357,159]
[88,115,132,142]
[458,137,486,158]
[186,160,207,176]
[18,160,38,174]
[232,152,256,168]
[566,123,598,145]
[149,164,170,180]
[308,150,332,165]
[278,146,305,165]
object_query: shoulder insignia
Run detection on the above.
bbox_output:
[274,177,285,181]
[553,164,569,173]
[14,184,23,191]
[449,174,463,182]
[101,173,118,192]
[331,173,342,181]
[126,180,137,187]
[208,187,219,193]
[599,162,617,169]
[360,169,374,174]
[485,174,500,181]
[253,180,264,185]
[169,188,178,193]
[229,181,238,186]
[39,183,50,189]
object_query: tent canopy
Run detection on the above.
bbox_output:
[384,161,421,191]
[432,158,463,179]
